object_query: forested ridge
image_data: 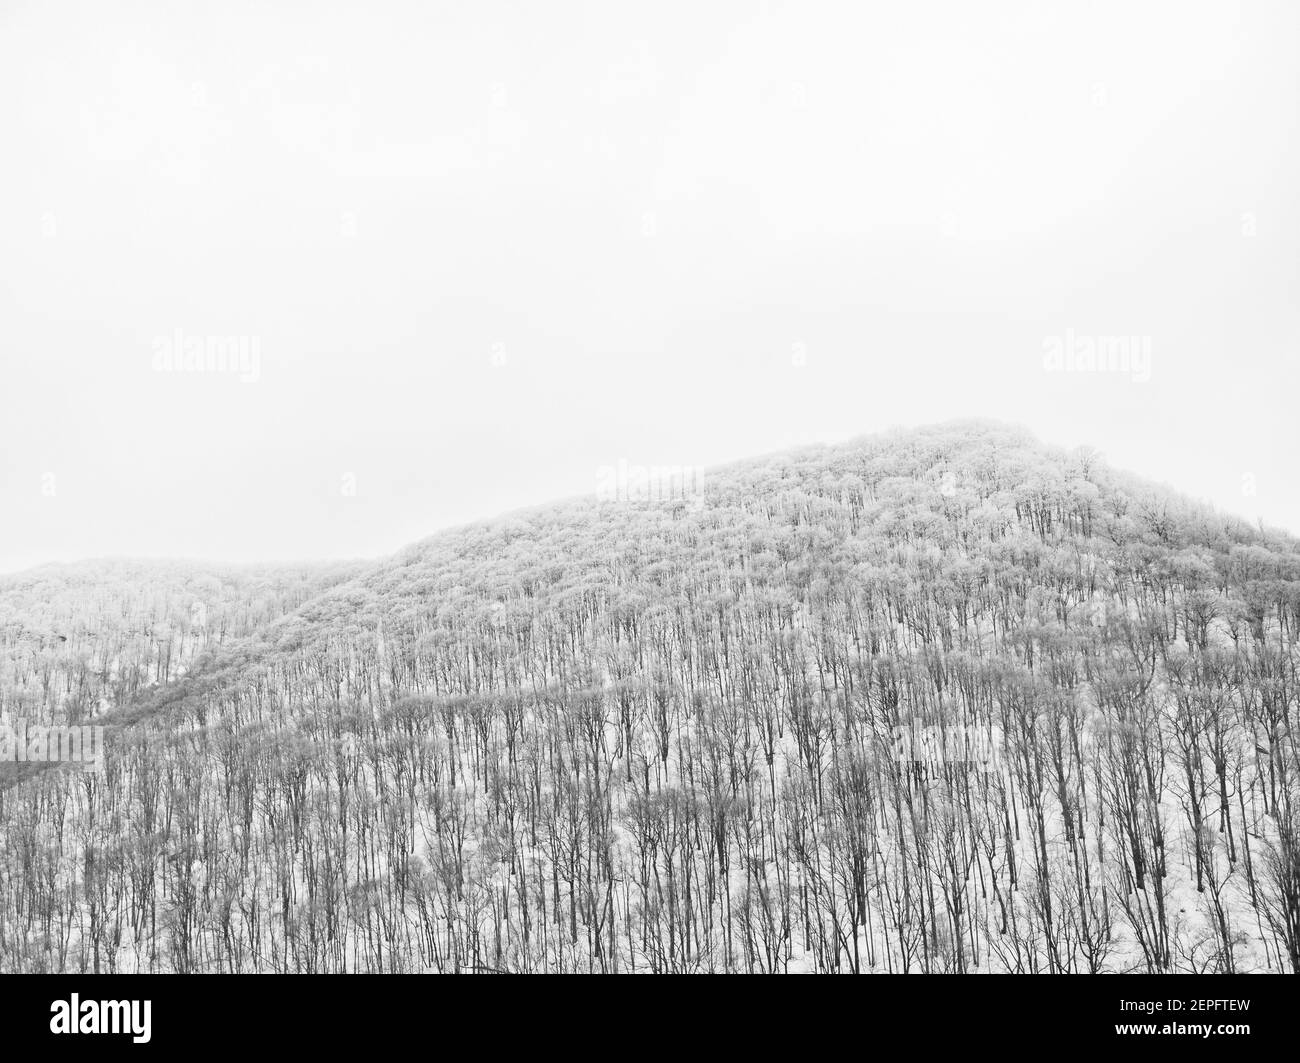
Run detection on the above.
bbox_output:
[2,421,1299,973]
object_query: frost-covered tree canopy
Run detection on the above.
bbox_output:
[2,421,1298,973]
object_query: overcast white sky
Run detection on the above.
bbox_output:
[2,0,1297,573]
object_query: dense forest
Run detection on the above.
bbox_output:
[2,421,1298,973]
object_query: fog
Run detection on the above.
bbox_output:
[2,0,1296,572]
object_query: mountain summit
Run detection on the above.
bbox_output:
[2,421,1298,973]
